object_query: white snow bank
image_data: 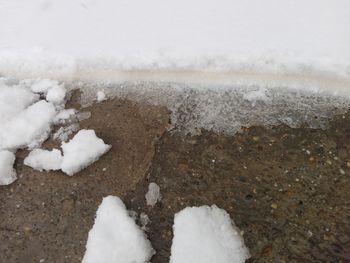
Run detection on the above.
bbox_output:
[145,182,161,207]
[0,100,56,150]
[24,148,62,172]
[0,0,349,84]
[170,205,250,263]
[61,129,111,176]
[0,150,17,185]
[82,196,154,263]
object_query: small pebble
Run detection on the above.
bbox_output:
[271,203,278,209]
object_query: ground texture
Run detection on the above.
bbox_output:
[1,96,350,263]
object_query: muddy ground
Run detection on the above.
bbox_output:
[1,95,350,263]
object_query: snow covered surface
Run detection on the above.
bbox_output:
[82,196,154,263]
[170,205,250,263]
[145,182,161,207]
[61,129,111,176]
[0,100,56,150]
[24,148,62,172]
[0,0,349,88]
[46,84,66,105]
[0,150,17,185]
[0,84,38,122]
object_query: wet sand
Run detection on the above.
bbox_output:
[1,95,349,262]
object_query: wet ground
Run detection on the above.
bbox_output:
[1,96,350,262]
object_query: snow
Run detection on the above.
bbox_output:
[0,100,57,150]
[145,182,161,207]
[0,0,349,85]
[61,129,111,176]
[96,91,107,102]
[170,205,250,263]
[53,109,76,124]
[0,84,38,122]
[82,196,154,263]
[30,79,60,94]
[24,148,62,172]
[0,150,17,185]
[46,84,66,105]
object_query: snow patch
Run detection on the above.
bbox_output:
[24,148,62,172]
[0,84,39,122]
[170,205,250,263]
[0,151,17,186]
[61,129,111,176]
[0,100,56,150]
[82,196,154,263]
[30,79,60,94]
[53,109,77,124]
[46,84,67,105]
[96,91,107,102]
[145,182,161,207]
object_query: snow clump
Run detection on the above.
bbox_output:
[61,129,111,176]
[170,205,250,263]
[0,150,17,185]
[24,149,63,172]
[82,195,154,263]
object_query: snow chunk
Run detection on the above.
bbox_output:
[145,182,161,206]
[0,150,17,185]
[46,84,66,105]
[0,85,38,122]
[96,91,107,102]
[0,100,56,150]
[82,196,154,263]
[30,79,59,94]
[24,149,62,172]
[61,129,111,176]
[170,205,250,263]
[53,109,76,124]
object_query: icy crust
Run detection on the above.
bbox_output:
[78,81,350,135]
[0,151,17,185]
[145,182,161,207]
[82,196,154,263]
[170,205,250,263]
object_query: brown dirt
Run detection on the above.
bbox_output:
[1,95,350,263]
